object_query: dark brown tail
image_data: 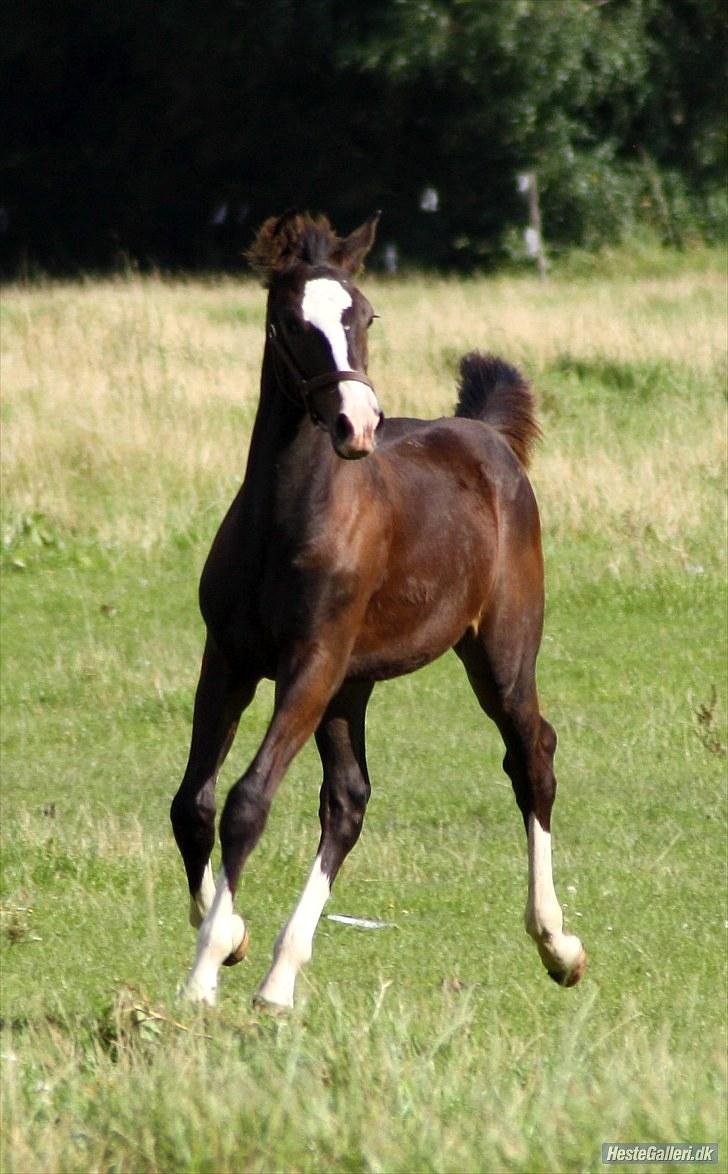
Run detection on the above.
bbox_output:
[455,352,540,468]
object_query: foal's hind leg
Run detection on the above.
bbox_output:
[456,630,586,986]
[255,682,374,1009]
[170,638,257,948]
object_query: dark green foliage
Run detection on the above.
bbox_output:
[1,0,726,271]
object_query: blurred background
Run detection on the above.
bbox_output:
[1,0,725,275]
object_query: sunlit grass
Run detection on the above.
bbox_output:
[1,251,726,1172]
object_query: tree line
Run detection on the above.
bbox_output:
[1,0,725,274]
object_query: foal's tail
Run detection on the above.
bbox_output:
[455,352,540,469]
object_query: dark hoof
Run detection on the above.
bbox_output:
[222,925,250,967]
[548,950,587,988]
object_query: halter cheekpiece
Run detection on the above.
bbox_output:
[266,322,375,411]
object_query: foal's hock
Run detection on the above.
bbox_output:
[170,211,586,1009]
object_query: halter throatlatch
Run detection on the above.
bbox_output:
[266,322,375,410]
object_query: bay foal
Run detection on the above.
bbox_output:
[170,211,586,1008]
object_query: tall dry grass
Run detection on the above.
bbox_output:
[2,263,725,558]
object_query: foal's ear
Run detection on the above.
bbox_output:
[333,211,381,274]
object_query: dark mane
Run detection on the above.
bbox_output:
[246,212,341,285]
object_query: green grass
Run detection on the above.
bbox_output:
[1,254,726,1172]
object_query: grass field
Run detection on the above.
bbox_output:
[1,247,726,1172]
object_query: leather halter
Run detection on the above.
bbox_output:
[266,322,375,411]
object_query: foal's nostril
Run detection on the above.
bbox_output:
[334,413,354,445]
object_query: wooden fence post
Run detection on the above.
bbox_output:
[517,171,548,279]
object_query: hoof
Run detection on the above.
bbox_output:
[179,977,217,1006]
[222,925,250,967]
[252,993,292,1016]
[547,947,588,988]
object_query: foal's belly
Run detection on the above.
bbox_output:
[346,624,463,681]
[347,551,490,681]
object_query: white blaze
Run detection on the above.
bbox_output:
[301,277,380,446]
[301,277,352,369]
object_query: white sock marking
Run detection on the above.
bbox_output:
[256,856,331,1008]
[525,814,583,974]
[526,814,563,938]
[182,869,246,1005]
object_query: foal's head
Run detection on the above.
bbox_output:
[248,211,383,459]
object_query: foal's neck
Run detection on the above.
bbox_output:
[243,346,330,496]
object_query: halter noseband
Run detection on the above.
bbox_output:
[266,322,375,410]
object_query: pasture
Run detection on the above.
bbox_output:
[1,248,726,1172]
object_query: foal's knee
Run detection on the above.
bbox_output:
[170,782,216,894]
[529,719,557,824]
[539,718,557,761]
[219,776,271,882]
[170,782,215,851]
[329,772,370,848]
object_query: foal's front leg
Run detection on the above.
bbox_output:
[170,639,257,950]
[181,649,348,1005]
[255,682,373,1009]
